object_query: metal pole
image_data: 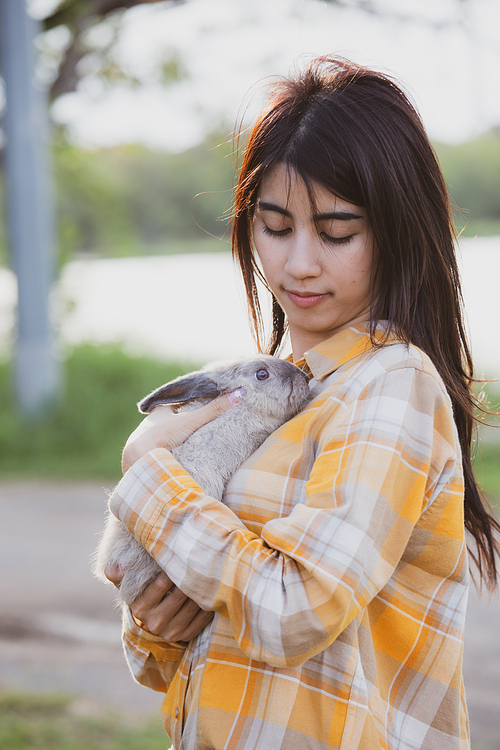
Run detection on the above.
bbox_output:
[0,0,61,415]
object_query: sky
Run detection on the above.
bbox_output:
[32,0,500,152]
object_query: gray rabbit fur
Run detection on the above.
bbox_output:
[93,355,311,606]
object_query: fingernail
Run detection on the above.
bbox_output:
[227,387,246,404]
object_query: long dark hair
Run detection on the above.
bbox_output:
[232,55,500,589]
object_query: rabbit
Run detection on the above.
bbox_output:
[93,355,311,606]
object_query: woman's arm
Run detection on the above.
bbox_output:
[107,390,242,684]
[109,365,463,668]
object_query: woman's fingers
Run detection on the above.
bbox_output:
[150,599,214,643]
[121,389,245,473]
[130,572,214,642]
[104,564,124,588]
[171,599,215,643]
[179,389,246,434]
[132,572,176,616]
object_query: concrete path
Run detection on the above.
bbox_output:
[1,480,499,746]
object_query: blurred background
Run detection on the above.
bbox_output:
[0,1,499,748]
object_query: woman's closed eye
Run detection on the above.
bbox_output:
[320,232,355,246]
[262,224,292,238]
[263,223,354,246]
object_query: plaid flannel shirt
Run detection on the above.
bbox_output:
[109,323,469,749]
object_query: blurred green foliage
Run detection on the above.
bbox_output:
[0,689,171,750]
[0,131,235,267]
[1,129,499,268]
[475,382,500,511]
[475,442,500,512]
[434,131,500,237]
[0,345,194,480]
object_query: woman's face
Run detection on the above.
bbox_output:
[253,163,375,361]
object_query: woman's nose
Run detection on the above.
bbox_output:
[284,233,322,279]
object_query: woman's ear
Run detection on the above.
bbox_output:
[138,372,220,413]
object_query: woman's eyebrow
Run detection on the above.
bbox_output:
[314,211,364,222]
[258,201,292,218]
[257,201,363,222]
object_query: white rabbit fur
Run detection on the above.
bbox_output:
[93,355,311,606]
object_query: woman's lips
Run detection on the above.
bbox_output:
[285,290,329,308]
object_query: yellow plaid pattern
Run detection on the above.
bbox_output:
[110,323,469,749]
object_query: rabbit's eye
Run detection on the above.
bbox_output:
[255,369,270,381]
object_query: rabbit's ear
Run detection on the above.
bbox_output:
[138,372,219,413]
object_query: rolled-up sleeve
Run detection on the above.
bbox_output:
[120,606,186,692]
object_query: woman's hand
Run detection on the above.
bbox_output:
[121,389,245,474]
[105,566,214,642]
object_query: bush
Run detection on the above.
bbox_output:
[434,131,500,236]
[52,133,234,264]
[0,689,171,750]
[0,345,194,480]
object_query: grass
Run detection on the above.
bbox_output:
[0,345,195,481]
[0,689,171,750]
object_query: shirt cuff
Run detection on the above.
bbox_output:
[123,606,187,658]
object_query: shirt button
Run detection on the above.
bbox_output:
[175,707,179,719]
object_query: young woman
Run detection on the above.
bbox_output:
[105,57,499,749]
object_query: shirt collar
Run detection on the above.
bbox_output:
[291,321,396,380]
